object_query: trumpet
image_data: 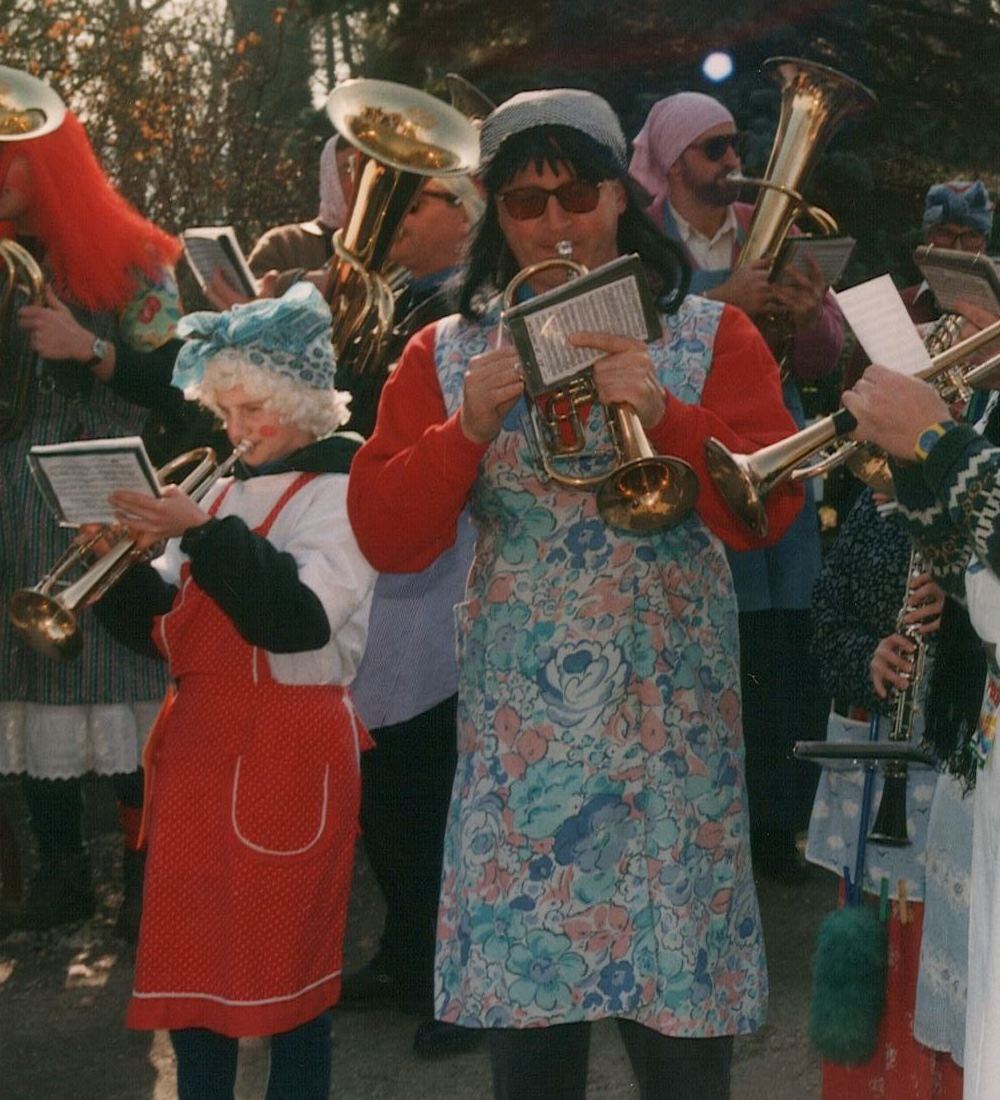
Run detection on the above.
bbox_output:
[8,442,250,661]
[503,251,699,533]
[705,316,1000,537]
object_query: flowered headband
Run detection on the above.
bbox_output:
[172,282,338,393]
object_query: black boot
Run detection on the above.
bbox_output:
[16,851,96,930]
[114,848,146,945]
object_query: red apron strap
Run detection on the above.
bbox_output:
[256,472,320,535]
[207,480,236,517]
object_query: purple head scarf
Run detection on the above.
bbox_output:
[629,93,735,215]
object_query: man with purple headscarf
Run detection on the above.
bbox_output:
[631,91,844,882]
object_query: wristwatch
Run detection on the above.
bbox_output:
[913,420,956,462]
[85,336,109,368]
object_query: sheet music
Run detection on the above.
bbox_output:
[28,438,161,526]
[521,275,650,388]
[834,275,933,377]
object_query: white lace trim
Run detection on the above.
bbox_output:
[0,699,163,778]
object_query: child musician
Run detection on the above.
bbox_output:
[94,283,376,1099]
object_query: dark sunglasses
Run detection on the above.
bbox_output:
[691,133,744,162]
[496,180,604,221]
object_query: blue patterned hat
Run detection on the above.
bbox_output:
[922,180,994,238]
[172,283,337,393]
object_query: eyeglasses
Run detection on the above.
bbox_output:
[928,226,986,250]
[690,133,744,162]
[408,189,463,215]
[496,180,604,221]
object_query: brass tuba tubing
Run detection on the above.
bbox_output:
[324,79,480,374]
[706,317,1000,537]
[733,57,877,273]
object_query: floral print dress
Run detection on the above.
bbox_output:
[431,296,767,1037]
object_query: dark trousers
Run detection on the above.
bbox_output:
[489,1020,733,1100]
[170,1011,332,1100]
[21,771,143,861]
[739,608,826,837]
[360,694,458,1001]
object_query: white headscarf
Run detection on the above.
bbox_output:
[318,136,348,229]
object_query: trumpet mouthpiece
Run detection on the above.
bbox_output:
[556,240,574,258]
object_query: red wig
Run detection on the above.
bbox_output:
[0,112,181,313]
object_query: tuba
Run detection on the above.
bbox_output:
[324,79,480,375]
[731,57,877,273]
[8,443,249,661]
[0,66,68,440]
[0,239,45,441]
[705,316,1000,537]
[503,252,699,534]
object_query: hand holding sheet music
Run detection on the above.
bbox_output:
[28,437,162,526]
[502,254,661,396]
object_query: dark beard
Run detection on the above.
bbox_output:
[692,175,740,208]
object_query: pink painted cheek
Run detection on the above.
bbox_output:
[258,424,280,438]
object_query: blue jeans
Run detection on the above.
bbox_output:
[169,1010,332,1100]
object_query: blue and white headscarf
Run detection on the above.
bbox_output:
[172,283,338,393]
[923,180,994,239]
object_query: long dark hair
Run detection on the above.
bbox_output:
[458,126,690,319]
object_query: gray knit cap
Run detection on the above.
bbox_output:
[479,88,628,170]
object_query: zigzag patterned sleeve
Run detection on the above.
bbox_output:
[891,424,1000,600]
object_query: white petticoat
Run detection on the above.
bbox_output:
[0,699,163,778]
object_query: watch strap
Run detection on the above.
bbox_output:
[913,420,956,462]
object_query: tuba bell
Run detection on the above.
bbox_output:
[8,443,249,661]
[324,79,480,375]
[731,57,877,272]
[503,253,699,534]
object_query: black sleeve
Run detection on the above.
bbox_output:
[93,561,178,659]
[180,517,331,652]
[108,338,183,410]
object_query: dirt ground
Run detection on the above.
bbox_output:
[0,775,836,1100]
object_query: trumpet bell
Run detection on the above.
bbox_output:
[7,590,82,661]
[597,456,699,534]
[0,66,67,141]
[704,439,768,538]
[868,769,911,846]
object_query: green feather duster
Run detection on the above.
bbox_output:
[809,903,887,1064]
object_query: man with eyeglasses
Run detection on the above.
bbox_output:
[843,179,995,389]
[631,92,844,884]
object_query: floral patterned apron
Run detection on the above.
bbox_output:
[432,295,766,1037]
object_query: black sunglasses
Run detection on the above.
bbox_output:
[496,180,604,221]
[691,133,744,162]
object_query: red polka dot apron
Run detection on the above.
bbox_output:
[127,473,369,1038]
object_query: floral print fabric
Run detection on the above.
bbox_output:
[431,296,766,1037]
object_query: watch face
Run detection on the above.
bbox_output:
[917,426,944,456]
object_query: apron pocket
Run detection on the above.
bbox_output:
[230,755,331,858]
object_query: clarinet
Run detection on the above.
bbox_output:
[869,545,930,846]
